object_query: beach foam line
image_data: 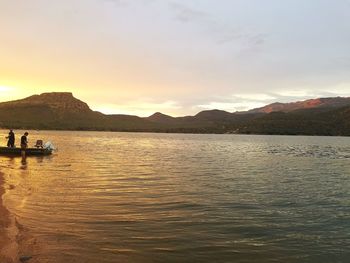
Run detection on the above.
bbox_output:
[0,172,19,263]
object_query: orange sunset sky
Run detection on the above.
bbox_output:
[1,0,350,116]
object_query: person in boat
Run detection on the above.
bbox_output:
[6,129,15,147]
[21,132,29,159]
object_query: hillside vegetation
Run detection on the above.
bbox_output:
[0,92,349,136]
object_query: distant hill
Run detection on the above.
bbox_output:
[246,97,350,114]
[0,92,349,136]
[147,112,175,123]
[0,92,157,131]
[236,105,350,136]
[0,92,91,113]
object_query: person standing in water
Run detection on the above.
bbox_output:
[6,129,15,147]
[21,132,29,159]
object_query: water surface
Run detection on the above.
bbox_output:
[1,131,349,262]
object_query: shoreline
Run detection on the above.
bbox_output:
[0,170,42,263]
[0,172,19,263]
[1,128,349,138]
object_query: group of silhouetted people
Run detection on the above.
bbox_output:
[6,130,29,150]
[5,130,29,163]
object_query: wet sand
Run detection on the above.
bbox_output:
[0,171,19,263]
[0,172,41,263]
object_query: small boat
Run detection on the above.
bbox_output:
[0,147,53,156]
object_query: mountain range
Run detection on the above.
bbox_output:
[0,92,349,136]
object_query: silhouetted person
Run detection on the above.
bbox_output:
[6,129,15,147]
[21,132,29,160]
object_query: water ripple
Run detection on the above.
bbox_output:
[1,132,350,263]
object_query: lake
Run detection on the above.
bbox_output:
[1,131,349,262]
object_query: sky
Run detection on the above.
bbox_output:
[0,0,350,116]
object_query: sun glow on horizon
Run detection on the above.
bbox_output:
[93,100,182,117]
[0,85,16,92]
[0,81,78,103]
[0,84,19,101]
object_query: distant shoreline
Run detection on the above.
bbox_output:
[0,128,349,138]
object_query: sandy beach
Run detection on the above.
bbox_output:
[0,169,44,263]
[0,171,19,263]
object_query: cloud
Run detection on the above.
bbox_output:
[193,93,277,113]
[101,0,128,6]
[196,101,266,112]
[169,2,208,23]
[215,26,266,47]
[234,93,276,101]
[168,1,266,50]
[321,83,350,97]
[101,0,156,8]
[192,86,350,114]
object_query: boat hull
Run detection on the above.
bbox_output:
[0,147,52,156]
